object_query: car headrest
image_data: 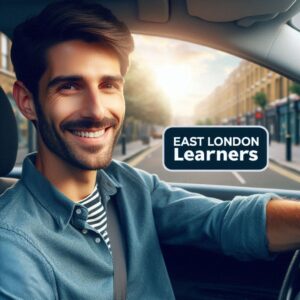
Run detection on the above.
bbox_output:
[0,86,18,176]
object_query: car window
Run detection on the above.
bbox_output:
[1,32,299,190]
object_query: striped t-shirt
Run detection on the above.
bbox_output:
[80,185,111,251]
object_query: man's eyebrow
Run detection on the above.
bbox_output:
[47,76,82,90]
[46,75,125,90]
[102,75,125,84]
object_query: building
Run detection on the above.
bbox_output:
[195,60,299,143]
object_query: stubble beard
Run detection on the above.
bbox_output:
[34,102,121,170]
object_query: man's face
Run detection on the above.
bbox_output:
[36,40,125,170]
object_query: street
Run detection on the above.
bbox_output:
[129,142,300,190]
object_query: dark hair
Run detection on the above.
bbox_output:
[11,0,134,97]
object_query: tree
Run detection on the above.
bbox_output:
[124,61,171,126]
[195,118,213,125]
[252,92,268,110]
[289,82,300,95]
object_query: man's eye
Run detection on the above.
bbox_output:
[60,83,78,90]
[101,82,114,89]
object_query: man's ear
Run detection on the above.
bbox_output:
[13,81,37,121]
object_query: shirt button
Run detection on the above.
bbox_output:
[95,237,101,244]
[82,229,88,234]
[75,208,82,215]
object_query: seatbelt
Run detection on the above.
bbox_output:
[106,198,127,300]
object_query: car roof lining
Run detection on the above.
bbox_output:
[186,0,297,23]
[131,0,298,25]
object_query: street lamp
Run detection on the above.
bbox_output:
[235,73,240,125]
[286,95,292,161]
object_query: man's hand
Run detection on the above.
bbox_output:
[266,199,300,252]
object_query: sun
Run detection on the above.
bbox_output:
[153,65,191,100]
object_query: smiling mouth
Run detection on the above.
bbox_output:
[62,118,117,140]
[70,129,107,138]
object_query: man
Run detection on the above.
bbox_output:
[0,1,300,299]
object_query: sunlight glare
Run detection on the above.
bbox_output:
[153,65,191,100]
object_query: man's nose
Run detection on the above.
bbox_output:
[81,87,105,120]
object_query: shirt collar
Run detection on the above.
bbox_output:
[97,167,121,205]
[21,153,120,230]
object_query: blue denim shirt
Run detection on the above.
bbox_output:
[0,154,275,300]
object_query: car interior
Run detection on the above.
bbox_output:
[1,0,300,299]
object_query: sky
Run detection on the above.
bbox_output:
[131,34,241,119]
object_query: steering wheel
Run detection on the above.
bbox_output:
[278,250,300,300]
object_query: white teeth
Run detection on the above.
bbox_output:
[72,130,105,138]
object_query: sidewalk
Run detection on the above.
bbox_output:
[113,138,160,162]
[269,141,300,174]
